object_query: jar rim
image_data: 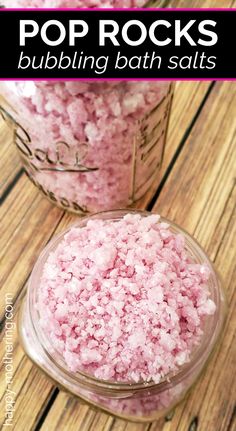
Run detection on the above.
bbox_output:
[26,209,226,393]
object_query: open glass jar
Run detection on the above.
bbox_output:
[18,210,226,422]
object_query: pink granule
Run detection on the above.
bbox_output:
[1,0,146,8]
[37,214,216,384]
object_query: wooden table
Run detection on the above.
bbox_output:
[1,2,236,431]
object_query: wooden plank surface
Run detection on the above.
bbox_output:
[170,0,235,7]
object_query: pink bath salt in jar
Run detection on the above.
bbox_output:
[18,210,226,422]
[0,79,173,214]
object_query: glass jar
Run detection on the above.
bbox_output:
[18,209,226,422]
[0,81,173,214]
[0,0,173,213]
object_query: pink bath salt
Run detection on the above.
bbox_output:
[67,99,88,126]
[37,214,216,384]
[1,0,146,8]
[1,77,169,212]
[1,80,169,212]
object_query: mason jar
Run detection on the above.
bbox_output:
[18,210,226,422]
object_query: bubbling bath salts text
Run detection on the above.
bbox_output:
[18,50,216,73]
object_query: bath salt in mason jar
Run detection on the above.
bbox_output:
[18,210,226,422]
[0,81,173,213]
